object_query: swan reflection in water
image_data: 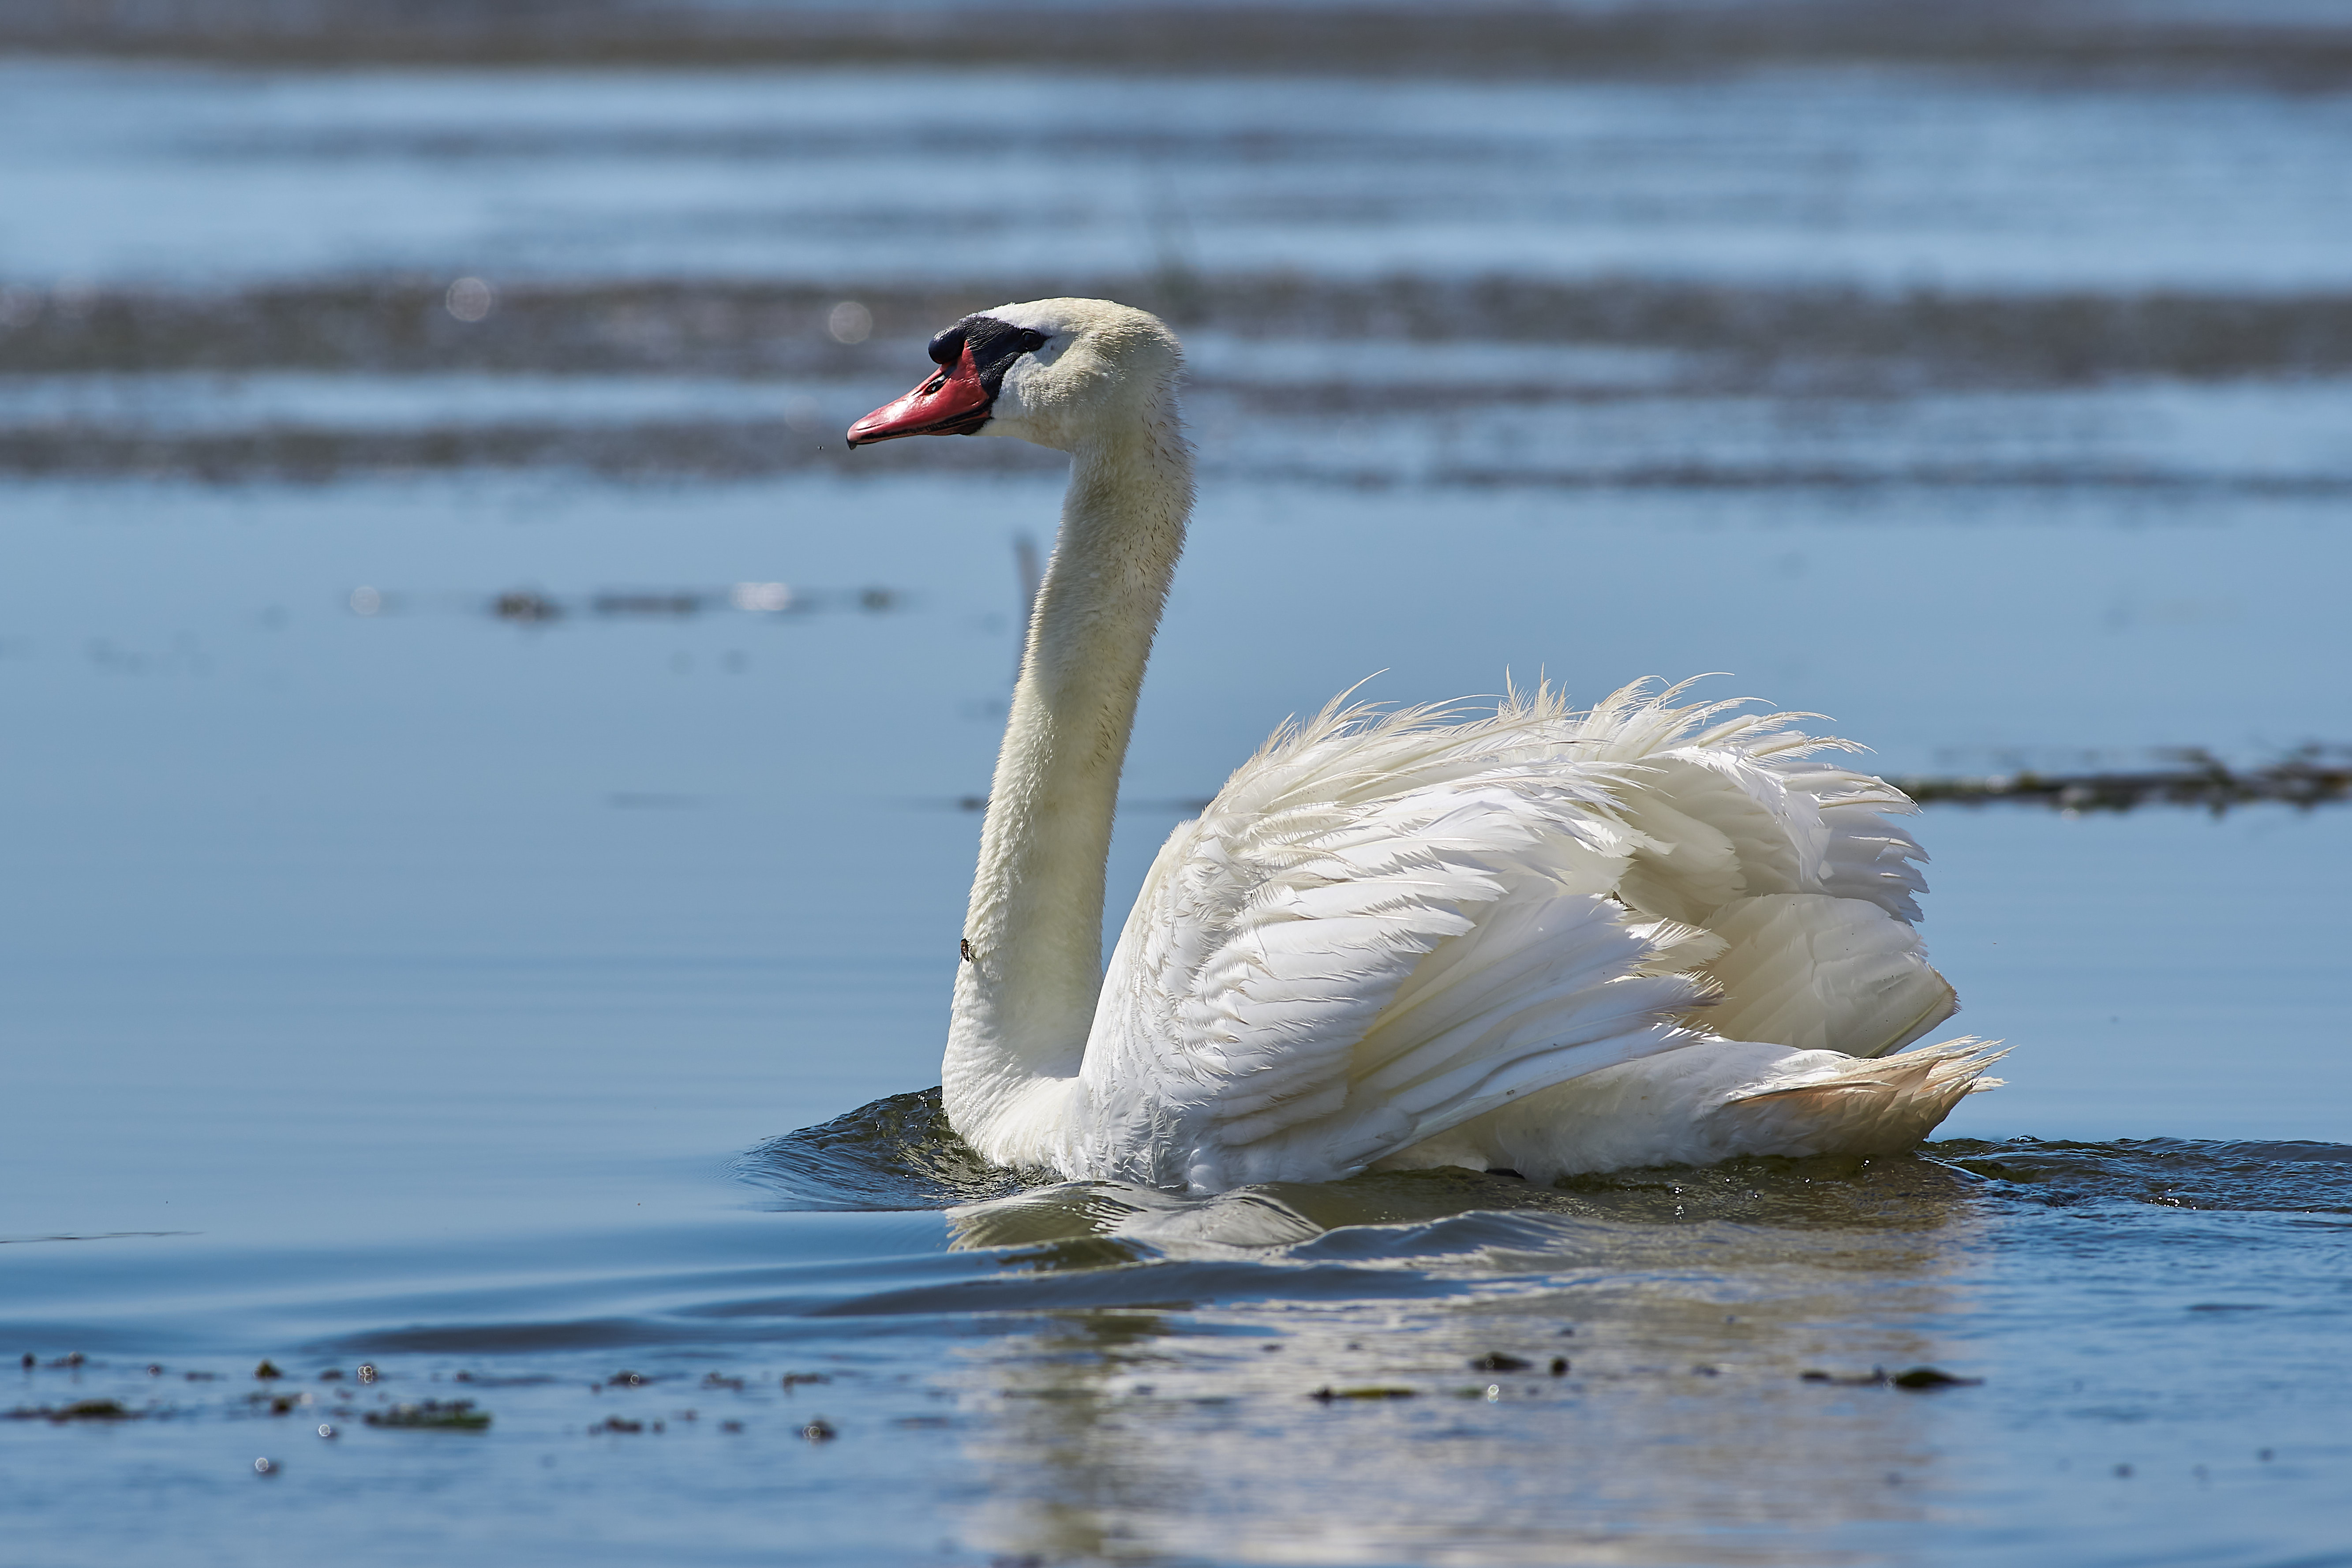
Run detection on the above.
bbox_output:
[929,1155,1987,1564]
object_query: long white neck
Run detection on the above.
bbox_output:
[942,400,1192,1153]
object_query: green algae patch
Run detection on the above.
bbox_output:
[364,1400,491,1431]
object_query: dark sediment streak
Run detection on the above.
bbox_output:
[0,421,1060,483]
[1896,752,2352,814]
[12,276,2352,385]
[19,427,2351,491]
[12,273,2352,482]
[7,0,2352,85]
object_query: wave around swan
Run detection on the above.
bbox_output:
[740,1089,2352,1253]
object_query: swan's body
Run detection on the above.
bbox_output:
[849,299,2000,1194]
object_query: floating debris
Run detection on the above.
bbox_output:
[1897,748,2351,814]
[491,590,561,624]
[8,1400,139,1423]
[1801,1366,1981,1390]
[700,1373,745,1391]
[1891,1367,1983,1390]
[779,1372,831,1391]
[606,1370,648,1388]
[590,591,699,617]
[591,1415,643,1435]
[800,1417,837,1442]
[1468,1353,1531,1372]
[1549,1358,1569,1376]
[253,1360,283,1380]
[365,1400,491,1430]
[1309,1386,1418,1401]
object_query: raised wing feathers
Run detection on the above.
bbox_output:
[1693,893,1957,1057]
[1081,679,1958,1189]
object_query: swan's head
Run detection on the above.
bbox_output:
[846,298,1181,453]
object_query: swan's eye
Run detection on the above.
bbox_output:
[1017,329,1050,353]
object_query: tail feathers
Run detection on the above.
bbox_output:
[1709,1037,2006,1157]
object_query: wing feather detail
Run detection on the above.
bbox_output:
[1070,678,1969,1190]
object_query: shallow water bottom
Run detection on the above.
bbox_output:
[7,1125,2350,1568]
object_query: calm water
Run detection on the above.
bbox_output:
[4,22,2350,1566]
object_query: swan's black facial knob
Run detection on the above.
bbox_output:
[955,318,1052,389]
[849,315,1052,446]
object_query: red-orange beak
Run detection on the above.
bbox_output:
[846,344,995,446]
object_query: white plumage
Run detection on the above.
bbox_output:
[1089,681,1996,1189]
[847,297,2002,1195]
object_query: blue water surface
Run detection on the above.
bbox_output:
[4,44,2351,1568]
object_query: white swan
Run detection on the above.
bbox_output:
[849,298,2002,1194]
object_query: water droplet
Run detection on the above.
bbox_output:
[827,301,871,344]
[446,277,495,323]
